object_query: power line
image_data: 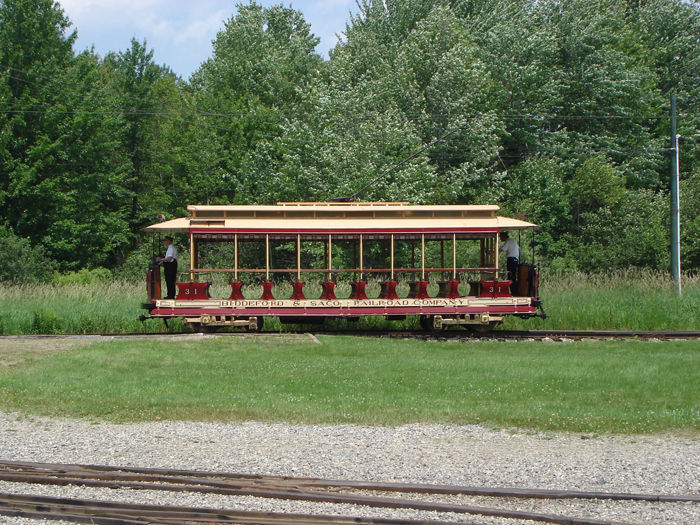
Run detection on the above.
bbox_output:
[1,106,692,120]
[1,70,695,121]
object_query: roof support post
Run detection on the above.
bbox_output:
[234,234,238,281]
[359,234,364,280]
[390,234,395,281]
[440,240,445,271]
[189,232,196,282]
[421,233,425,281]
[495,232,500,280]
[265,234,270,281]
[327,234,332,279]
[296,234,301,281]
[452,234,457,281]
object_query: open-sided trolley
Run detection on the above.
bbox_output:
[141,202,544,331]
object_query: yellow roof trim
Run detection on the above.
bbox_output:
[145,217,191,232]
[145,205,538,231]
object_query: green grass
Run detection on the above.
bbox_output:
[505,270,700,331]
[0,336,697,434]
[0,281,187,334]
[0,271,698,334]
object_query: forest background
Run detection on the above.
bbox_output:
[1,0,700,282]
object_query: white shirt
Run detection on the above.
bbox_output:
[165,244,178,262]
[500,237,519,259]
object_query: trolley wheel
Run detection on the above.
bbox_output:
[419,315,431,331]
[188,322,218,333]
[419,315,446,333]
[245,316,264,332]
[469,321,501,333]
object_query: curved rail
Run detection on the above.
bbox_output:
[1,461,696,503]
[0,461,697,525]
[0,492,466,525]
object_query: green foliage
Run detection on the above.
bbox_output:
[102,39,183,242]
[0,1,132,269]
[52,268,112,285]
[30,308,64,334]
[0,226,55,283]
[568,155,625,221]
[503,157,570,260]
[0,273,698,335]
[681,169,700,269]
[564,156,667,270]
[190,2,323,204]
[2,0,700,274]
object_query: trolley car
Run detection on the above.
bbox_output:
[141,202,544,331]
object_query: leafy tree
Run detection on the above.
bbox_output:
[573,189,668,270]
[190,1,323,204]
[0,0,132,269]
[0,0,76,230]
[680,168,700,269]
[37,51,132,268]
[2,0,700,275]
[502,157,571,262]
[102,39,181,233]
[632,0,700,179]
[0,225,55,282]
[568,155,625,224]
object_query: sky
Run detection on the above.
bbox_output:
[58,0,358,79]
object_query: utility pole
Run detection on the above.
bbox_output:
[670,94,681,296]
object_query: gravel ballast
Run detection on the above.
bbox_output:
[0,410,698,524]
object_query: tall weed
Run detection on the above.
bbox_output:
[0,271,698,334]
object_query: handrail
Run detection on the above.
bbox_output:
[188,267,498,275]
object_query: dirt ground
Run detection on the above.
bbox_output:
[0,333,317,369]
[0,336,101,369]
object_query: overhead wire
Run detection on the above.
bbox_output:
[1,58,694,163]
[2,66,696,121]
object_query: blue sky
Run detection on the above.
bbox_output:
[58,0,358,79]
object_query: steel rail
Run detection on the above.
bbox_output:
[0,472,628,525]
[2,461,697,503]
[1,330,700,340]
[492,330,700,339]
[0,462,689,525]
[0,492,477,525]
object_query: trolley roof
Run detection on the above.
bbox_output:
[146,203,538,234]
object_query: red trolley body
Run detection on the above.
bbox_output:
[141,202,543,331]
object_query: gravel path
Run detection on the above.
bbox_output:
[0,410,697,524]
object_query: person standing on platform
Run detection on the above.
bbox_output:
[156,236,178,299]
[500,231,519,294]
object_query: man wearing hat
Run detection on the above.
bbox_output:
[500,231,519,295]
[156,236,178,299]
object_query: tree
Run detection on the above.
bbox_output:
[680,169,700,269]
[502,157,571,263]
[0,0,132,268]
[36,50,132,268]
[0,0,76,231]
[568,155,625,224]
[0,225,55,282]
[102,39,181,234]
[190,2,323,204]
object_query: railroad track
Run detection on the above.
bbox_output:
[1,329,699,340]
[0,461,697,525]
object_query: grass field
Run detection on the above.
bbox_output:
[0,335,697,435]
[0,271,698,334]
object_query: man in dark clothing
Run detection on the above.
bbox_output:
[156,236,178,299]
